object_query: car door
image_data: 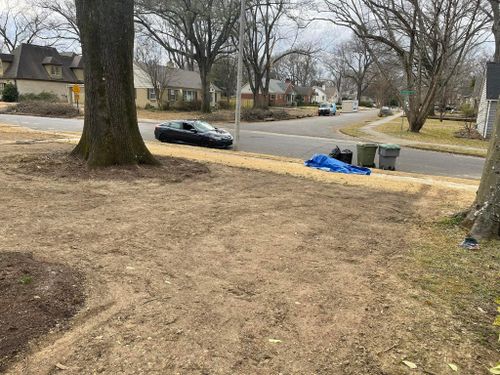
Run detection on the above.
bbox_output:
[180,122,202,144]
[164,121,183,142]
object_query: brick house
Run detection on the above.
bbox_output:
[240,79,296,107]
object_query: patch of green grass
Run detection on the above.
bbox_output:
[19,275,33,285]
[404,220,499,346]
[376,118,489,149]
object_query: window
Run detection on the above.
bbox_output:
[49,65,62,78]
[183,90,194,102]
[169,89,176,102]
[182,123,194,131]
[168,122,182,129]
[270,94,276,100]
[148,88,156,100]
[0,83,4,94]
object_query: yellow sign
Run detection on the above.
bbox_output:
[72,84,80,94]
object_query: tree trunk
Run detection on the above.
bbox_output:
[72,0,156,166]
[199,65,212,113]
[463,100,500,239]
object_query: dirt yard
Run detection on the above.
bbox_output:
[0,138,498,374]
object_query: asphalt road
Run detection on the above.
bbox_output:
[0,112,484,179]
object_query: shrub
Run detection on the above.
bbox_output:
[241,108,291,121]
[359,100,373,108]
[2,83,19,102]
[241,108,273,121]
[144,103,156,110]
[171,100,202,111]
[217,100,234,110]
[19,91,59,102]
[4,101,79,117]
[460,103,476,118]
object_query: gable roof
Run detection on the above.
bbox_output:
[134,62,221,91]
[294,86,314,96]
[485,62,500,100]
[2,44,82,83]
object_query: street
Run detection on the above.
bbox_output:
[0,112,484,179]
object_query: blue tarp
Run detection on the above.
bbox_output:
[304,154,371,175]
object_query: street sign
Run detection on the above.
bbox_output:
[72,84,81,94]
[400,90,416,95]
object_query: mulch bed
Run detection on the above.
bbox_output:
[0,252,85,372]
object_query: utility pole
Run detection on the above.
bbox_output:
[234,0,246,150]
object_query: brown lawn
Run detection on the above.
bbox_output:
[0,138,498,374]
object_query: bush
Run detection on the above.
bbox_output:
[18,91,59,102]
[2,83,19,102]
[4,101,79,117]
[171,100,202,111]
[217,100,234,110]
[460,103,476,118]
[359,100,373,108]
[241,108,292,121]
[144,103,156,110]
[241,108,273,121]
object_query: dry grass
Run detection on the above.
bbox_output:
[146,142,479,197]
[0,124,498,374]
[377,118,489,149]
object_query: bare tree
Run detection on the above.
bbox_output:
[0,1,50,52]
[324,50,347,102]
[35,0,80,43]
[481,0,500,62]
[463,101,500,239]
[322,0,488,132]
[241,0,312,108]
[136,42,173,109]
[72,0,156,166]
[211,55,238,99]
[341,37,375,103]
[135,0,240,113]
[272,53,318,86]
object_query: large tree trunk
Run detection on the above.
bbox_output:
[463,100,500,239]
[72,0,156,166]
[199,65,212,113]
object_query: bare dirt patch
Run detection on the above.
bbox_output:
[0,144,210,183]
[0,252,84,372]
[0,141,497,374]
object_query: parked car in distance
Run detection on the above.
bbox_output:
[154,120,233,148]
[318,103,337,116]
[379,106,393,117]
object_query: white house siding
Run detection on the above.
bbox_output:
[476,78,489,138]
[485,101,497,138]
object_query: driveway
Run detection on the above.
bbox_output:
[0,112,484,179]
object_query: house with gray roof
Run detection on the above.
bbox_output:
[0,43,84,103]
[476,62,500,138]
[134,63,222,108]
[0,43,222,109]
[240,78,296,107]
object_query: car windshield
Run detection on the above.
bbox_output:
[193,121,215,132]
[320,104,329,108]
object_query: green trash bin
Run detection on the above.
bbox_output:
[356,143,378,167]
[378,144,401,170]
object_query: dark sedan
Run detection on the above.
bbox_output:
[154,120,233,148]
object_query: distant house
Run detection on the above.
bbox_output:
[241,78,295,106]
[0,43,221,109]
[294,86,315,104]
[134,63,222,108]
[476,62,500,138]
[0,44,84,103]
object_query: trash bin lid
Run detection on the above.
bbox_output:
[380,143,401,150]
[357,142,379,148]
